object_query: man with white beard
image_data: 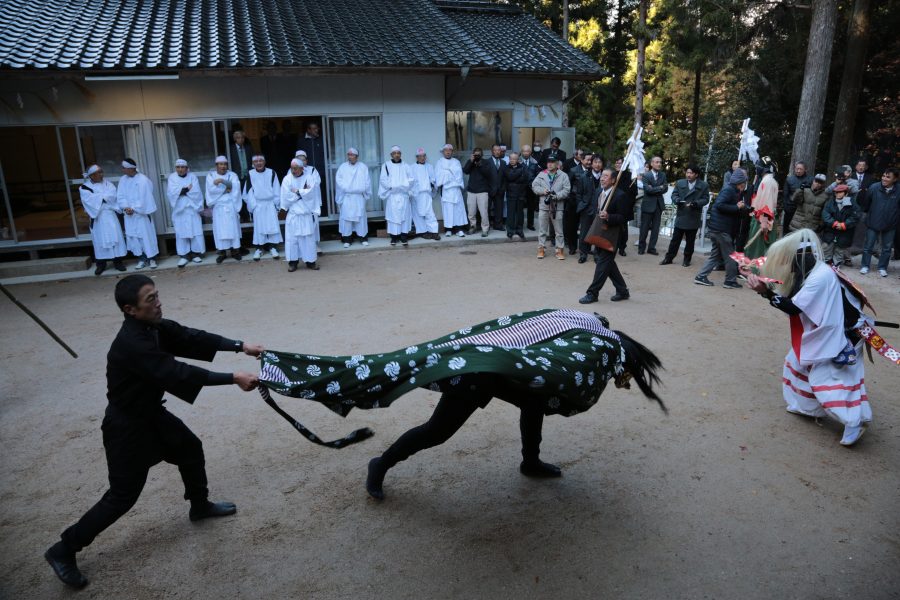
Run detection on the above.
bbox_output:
[80,164,126,275]
[410,148,441,240]
[334,147,371,247]
[243,155,282,261]
[435,143,467,237]
[116,158,159,270]
[281,158,321,271]
[378,146,415,246]
[205,156,244,264]
[166,159,205,268]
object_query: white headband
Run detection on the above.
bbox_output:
[174,159,188,167]
[347,147,359,156]
[295,150,307,158]
[441,144,453,151]
[415,148,426,156]
[290,158,303,168]
[86,164,101,176]
[214,155,228,164]
[390,145,401,153]
[251,154,265,161]
[121,159,136,168]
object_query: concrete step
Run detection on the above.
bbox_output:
[0,256,91,279]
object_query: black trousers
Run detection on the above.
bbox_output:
[564,199,580,252]
[578,210,595,257]
[490,191,505,228]
[638,209,662,252]
[664,227,698,263]
[60,408,208,553]
[506,193,525,236]
[379,380,545,470]
[586,248,628,297]
[617,224,629,252]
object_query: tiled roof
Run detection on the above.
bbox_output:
[0,0,602,79]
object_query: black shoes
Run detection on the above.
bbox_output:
[568,247,577,255]
[694,275,714,286]
[366,457,386,500]
[647,249,659,256]
[659,257,673,265]
[638,248,645,255]
[113,260,126,272]
[94,262,106,276]
[305,261,320,270]
[527,225,536,231]
[216,252,227,264]
[618,248,627,257]
[287,261,298,272]
[189,500,237,522]
[578,293,598,304]
[722,280,742,289]
[520,460,562,478]
[578,254,587,264]
[682,260,691,267]
[45,542,88,589]
[610,291,630,302]
[231,250,242,261]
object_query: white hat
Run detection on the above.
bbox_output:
[347,147,359,156]
[295,150,307,158]
[121,159,137,168]
[174,159,188,167]
[214,155,228,164]
[415,147,426,156]
[390,145,401,153]
[85,164,101,176]
[441,144,453,151]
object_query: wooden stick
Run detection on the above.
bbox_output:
[0,283,78,358]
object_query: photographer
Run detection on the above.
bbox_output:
[463,147,497,237]
[790,173,829,234]
[782,161,812,233]
[826,165,860,199]
[531,156,570,260]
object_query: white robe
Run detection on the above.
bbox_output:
[781,262,872,427]
[435,157,467,228]
[243,168,283,245]
[335,161,370,224]
[378,161,414,234]
[116,172,159,258]
[411,162,439,233]
[280,170,320,262]
[80,178,126,260]
[166,171,205,255]
[205,170,243,250]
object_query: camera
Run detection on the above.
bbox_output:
[543,192,557,205]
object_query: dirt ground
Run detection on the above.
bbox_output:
[1,239,899,599]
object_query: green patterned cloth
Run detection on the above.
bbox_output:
[259,309,626,419]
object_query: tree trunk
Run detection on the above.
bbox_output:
[689,66,701,163]
[634,0,648,128]
[789,0,838,171]
[826,0,872,173]
[562,0,569,127]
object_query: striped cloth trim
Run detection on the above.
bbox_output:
[436,309,618,350]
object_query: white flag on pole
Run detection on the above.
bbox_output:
[622,126,645,181]
[738,118,760,163]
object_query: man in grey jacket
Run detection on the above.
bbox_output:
[660,165,709,267]
[532,157,571,260]
[638,156,667,255]
[782,160,813,233]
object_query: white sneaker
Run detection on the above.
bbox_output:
[177,257,189,268]
[840,424,866,446]
[859,266,869,274]
[148,259,158,269]
[192,256,203,263]
[253,249,262,261]
[878,269,887,277]
[343,242,350,248]
[362,241,369,246]
[457,231,465,237]
[270,247,279,258]
[135,260,146,270]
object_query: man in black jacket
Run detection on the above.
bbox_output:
[44,275,263,589]
[539,137,567,169]
[578,168,634,303]
[463,147,497,237]
[638,156,667,255]
[503,152,529,240]
[565,152,592,254]
[487,144,508,230]
[520,145,541,231]
[660,165,710,267]
[694,169,749,288]
[577,155,605,263]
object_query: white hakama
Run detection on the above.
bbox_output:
[166,171,205,256]
[116,172,159,258]
[435,157,467,229]
[244,168,283,246]
[281,170,320,263]
[80,179,126,260]
[379,161,414,236]
[205,170,243,251]
[335,161,370,239]
[780,262,872,428]
[411,162,439,234]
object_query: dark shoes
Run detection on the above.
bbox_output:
[189,500,237,522]
[694,275,714,286]
[618,248,627,257]
[659,257,673,265]
[577,254,587,264]
[638,248,645,255]
[94,262,106,276]
[527,225,536,231]
[216,252,227,264]
[520,460,562,478]
[366,457,386,500]
[287,261,298,272]
[305,261,320,270]
[682,260,691,267]
[578,293,598,304]
[231,250,242,261]
[722,280,742,289]
[610,291,630,302]
[647,249,659,256]
[45,542,88,589]
[568,247,577,255]
[113,260,126,272]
